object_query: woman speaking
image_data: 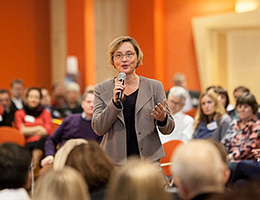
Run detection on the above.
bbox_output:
[92,36,175,165]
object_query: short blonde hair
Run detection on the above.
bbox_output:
[33,167,90,200]
[53,139,88,170]
[108,36,143,68]
[106,157,171,200]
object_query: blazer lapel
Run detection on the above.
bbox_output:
[136,77,153,115]
[99,82,125,125]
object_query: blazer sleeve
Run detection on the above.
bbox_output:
[155,81,175,134]
[91,83,123,135]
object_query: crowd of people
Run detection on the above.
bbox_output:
[1,36,260,200]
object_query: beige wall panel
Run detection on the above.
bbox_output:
[227,29,260,105]
[50,0,67,84]
[94,0,127,84]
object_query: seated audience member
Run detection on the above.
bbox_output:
[228,86,250,120]
[33,167,90,200]
[41,90,102,167]
[41,88,52,113]
[10,79,24,110]
[52,82,83,118]
[171,140,225,200]
[65,141,115,200]
[159,86,194,144]
[53,139,88,170]
[15,87,52,172]
[105,158,172,200]
[51,82,67,118]
[222,93,260,172]
[207,85,233,112]
[0,143,31,200]
[193,90,231,141]
[168,73,200,112]
[0,89,17,127]
[64,82,83,115]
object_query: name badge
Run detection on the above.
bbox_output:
[25,115,35,123]
[207,121,218,130]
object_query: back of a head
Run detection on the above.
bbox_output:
[171,140,224,196]
[0,143,31,189]
[53,139,88,170]
[33,167,90,200]
[173,73,187,88]
[65,141,114,190]
[106,158,171,200]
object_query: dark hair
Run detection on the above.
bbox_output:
[25,87,42,99]
[0,143,31,189]
[236,93,259,114]
[10,79,24,88]
[216,87,230,109]
[65,141,114,191]
[234,86,250,95]
[0,89,11,96]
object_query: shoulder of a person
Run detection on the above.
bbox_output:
[15,109,25,115]
[140,76,162,85]
[221,113,232,122]
[94,79,114,92]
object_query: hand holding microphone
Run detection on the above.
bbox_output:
[114,72,126,104]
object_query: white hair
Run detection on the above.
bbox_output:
[171,140,224,195]
[168,86,188,103]
[66,82,80,93]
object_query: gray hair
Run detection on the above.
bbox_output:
[168,86,188,103]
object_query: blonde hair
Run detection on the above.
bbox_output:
[33,167,90,200]
[194,90,226,131]
[106,157,171,200]
[108,36,143,69]
[53,139,88,170]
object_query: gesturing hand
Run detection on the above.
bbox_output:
[151,99,167,122]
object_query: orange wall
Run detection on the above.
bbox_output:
[66,0,95,93]
[128,0,234,91]
[0,0,51,91]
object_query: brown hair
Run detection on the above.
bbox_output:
[65,141,114,191]
[106,157,171,200]
[236,93,259,114]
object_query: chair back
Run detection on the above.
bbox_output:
[160,139,183,176]
[0,126,25,146]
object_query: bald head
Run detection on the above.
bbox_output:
[171,140,224,199]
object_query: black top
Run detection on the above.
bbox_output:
[0,102,17,127]
[122,89,140,157]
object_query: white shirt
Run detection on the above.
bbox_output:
[0,188,31,200]
[159,111,194,144]
[12,97,23,110]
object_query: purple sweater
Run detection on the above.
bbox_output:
[45,113,103,156]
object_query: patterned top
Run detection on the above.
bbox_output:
[221,115,260,162]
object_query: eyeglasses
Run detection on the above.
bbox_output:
[114,51,136,60]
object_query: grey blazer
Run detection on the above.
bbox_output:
[92,76,175,165]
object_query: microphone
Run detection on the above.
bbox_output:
[116,72,126,103]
